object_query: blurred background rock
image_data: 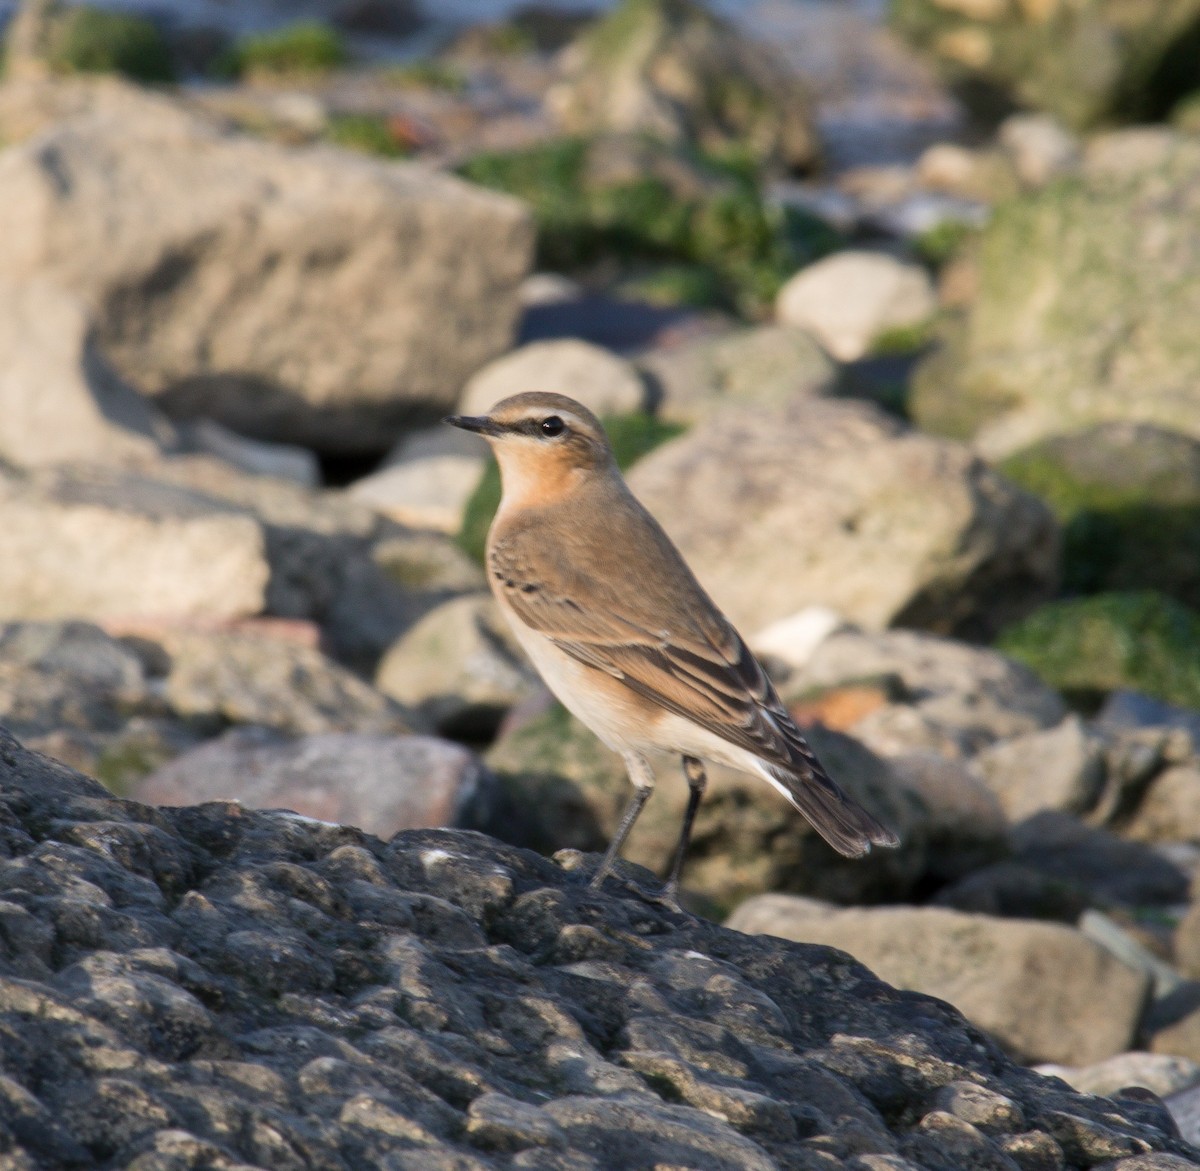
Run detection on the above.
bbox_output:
[4,0,1200,1137]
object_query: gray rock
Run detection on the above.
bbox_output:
[785,627,1067,759]
[627,399,1059,638]
[638,325,837,425]
[975,716,1107,821]
[459,339,651,420]
[375,594,538,740]
[0,463,269,623]
[775,252,936,362]
[0,725,1193,1169]
[0,87,533,453]
[0,277,171,469]
[1123,766,1200,846]
[133,728,495,838]
[912,134,1200,456]
[547,0,819,174]
[727,895,1151,1066]
[158,630,415,737]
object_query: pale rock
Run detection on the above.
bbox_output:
[134,729,498,837]
[178,420,320,489]
[158,630,414,737]
[0,465,268,623]
[0,88,533,453]
[974,716,1106,820]
[1036,1053,1200,1100]
[459,339,650,419]
[1122,766,1200,845]
[638,325,837,424]
[776,252,937,361]
[0,278,170,468]
[727,896,1150,1065]
[349,428,487,533]
[375,594,538,739]
[789,627,1066,758]
[628,400,1059,638]
[518,272,584,306]
[998,113,1081,187]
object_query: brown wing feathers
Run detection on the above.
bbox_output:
[489,524,897,857]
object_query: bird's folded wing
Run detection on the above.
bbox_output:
[489,536,806,773]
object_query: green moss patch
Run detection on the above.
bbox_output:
[456,412,684,564]
[457,137,839,316]
[50,7,174,83]
[217,21,347,79]
[1000,427,1200,608]
[325,114,409,158]
[996,591,1200,710]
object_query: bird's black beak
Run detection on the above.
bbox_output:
[444,414,504,437]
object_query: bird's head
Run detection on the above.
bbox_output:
[445,392,616,508]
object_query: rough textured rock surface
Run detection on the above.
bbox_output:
[548,0,819,173]
[0,726,1193,1170]
[458,339,651,420]
[0,276,172,469]
[132,728,497,839]
[728,896,1151,1067]
[638,325,837,425]
[912,135,1200,457]
[486,705,931,913]
[0,88,533,453]
[629,400,1060,638]
[889,0,1200,130]
[775,252,937,362]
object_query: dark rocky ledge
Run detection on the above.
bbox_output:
[0,726,1195,1171]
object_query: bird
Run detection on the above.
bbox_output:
[445,392,898,907]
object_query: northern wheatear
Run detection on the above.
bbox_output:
[446,392,897,905]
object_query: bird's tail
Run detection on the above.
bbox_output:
[763,761,900,858]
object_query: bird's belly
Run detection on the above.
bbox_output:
[497,604,653,753]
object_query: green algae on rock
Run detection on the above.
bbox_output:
[996,591,1200,711]
[912,133,1200,457]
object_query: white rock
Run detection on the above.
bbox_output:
[748,607,846,670]
[775,251,936,362]
[459,339,650,419]
[180,419,320,488]
[999,113,1080,187]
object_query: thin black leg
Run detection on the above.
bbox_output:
[662,755,707,908]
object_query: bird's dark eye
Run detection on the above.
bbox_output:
[540,416,565,437]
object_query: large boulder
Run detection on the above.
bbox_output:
[912,134,1200,456]
[547,0,819,174]
[0,726,1191,1169]
[0,277,171,468]
[485,704,931,913]
[889,0,1200,130]
[0,87,533,453]
[728,896,1150,1067]
[627,399,1059,638]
